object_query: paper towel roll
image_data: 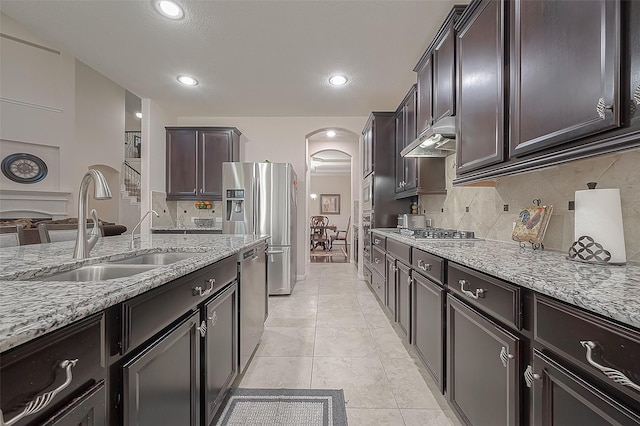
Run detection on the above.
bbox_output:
[574,187,626,264]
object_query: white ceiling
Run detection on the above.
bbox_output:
[0,0,466,118]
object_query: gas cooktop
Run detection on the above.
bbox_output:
[396,228,479,240]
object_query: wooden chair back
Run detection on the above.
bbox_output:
[38,222,104,243]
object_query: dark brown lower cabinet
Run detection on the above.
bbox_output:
[397,262,411,342]
[371,270,386,306]
[123,311,201,426]
[386,255,398,321]
[42,382,107,426]
[203,283,238,425]
[412,271,445,393]
[532,350,640,426]
[447,295,520,426]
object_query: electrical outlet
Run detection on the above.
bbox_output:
[568,201,575,211]
[465,206,470,213]
[503,204,509,212]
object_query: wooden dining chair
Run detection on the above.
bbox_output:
[0,224,26,248]
[330,216,350,255]
[310,215,330,251]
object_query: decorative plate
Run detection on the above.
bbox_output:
[1,153,48,184]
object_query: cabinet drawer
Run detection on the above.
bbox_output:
[1,313,105,426]
[534,294,640,405]
[122,255,237,354]
[371,268,386,304]
[448,262,521,330]
[371,232,386,250]
[387,238,410,265]
[371,245,386,277]
[411,248,444,284]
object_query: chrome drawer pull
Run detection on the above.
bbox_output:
[524,364,540,388]
[499,346,514,368]
[209,311,218,327]
[459,279,484,299]
[634,85,640,105]
[417,259,432,272]
[193,278,215,297]
[407,277,412,286]
[374,238,380,244]
[197,320,207,337]
[580,340,640,392]
[374,258,381,264]
[1,359,78,426]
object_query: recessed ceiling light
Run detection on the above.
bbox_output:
[326,130,336,138]
[135,112,143,119]
[177,75,198,86]
[329,75,348,86]
[155,1,184,19]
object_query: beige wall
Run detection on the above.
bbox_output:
[309,174,352,230]
[419,148,640,262]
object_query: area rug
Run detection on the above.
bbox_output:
[215,388,348,426]
[310,247,347,257]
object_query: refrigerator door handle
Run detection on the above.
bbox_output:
[266,249,284,254]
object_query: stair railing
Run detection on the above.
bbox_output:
[123,161,141,202]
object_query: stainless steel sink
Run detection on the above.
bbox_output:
[109,252,197,265]
[40,264,160,282]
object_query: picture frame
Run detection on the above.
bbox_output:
[320,194,340,215]
[512,205,553,244]
[134,135,141,146]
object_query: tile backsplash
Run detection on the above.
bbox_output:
[419,148,640,262]
[150,191,223,228]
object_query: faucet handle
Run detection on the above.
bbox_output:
[88,209,101,237]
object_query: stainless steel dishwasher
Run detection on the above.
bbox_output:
[239,242,267,373]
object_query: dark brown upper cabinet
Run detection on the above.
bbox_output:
[414,5,466,135]
[630,0,640,128]
[509,0,621,157]
[166,127,240,200]
[455,0,506,174]
[415,55,433,135]
[395,86,418,193]
[362,118,374,178]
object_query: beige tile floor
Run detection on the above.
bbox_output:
[237,262,463,426]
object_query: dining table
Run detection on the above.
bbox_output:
[310,224,337,251]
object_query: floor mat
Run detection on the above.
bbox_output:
[215,388,348,426]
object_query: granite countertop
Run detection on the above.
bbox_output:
[373,229,640,331]
[151,225,223,231]
[0,233,268,353]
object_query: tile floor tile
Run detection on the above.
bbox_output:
[401,409,460,426]
[381,358,442,409]
[316,307,368,328]
[314,327,376,357]
[238,356,313,388]
[347,408,405,426]
[255,326,315,357]
[371,328,412,359]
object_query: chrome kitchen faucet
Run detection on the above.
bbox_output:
[73,169,112,259]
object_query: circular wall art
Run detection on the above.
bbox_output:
[1,153,48,184]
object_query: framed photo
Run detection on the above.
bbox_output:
[512,205,553,244]
[320,194,340,215]
[134,135,141,146]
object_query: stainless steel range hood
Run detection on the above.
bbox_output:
[401,116,456,158]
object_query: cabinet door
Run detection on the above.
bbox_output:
[456,0,505,174]
[395,108,405,192]
[509,0,621,157]
[386,255,397,321]
[123,312,200,426]
[166,129,198,198]
[416,55,433,135]
[412,272,445,392]
[396,262,411,342]
[203,283,238,425]
[362,118,373,177]
[41,382,106,426]
[403,88,418,190]
[532,350,640,426]
[200,130,232,199]
[433,22,456,123]
[447,295,520,426]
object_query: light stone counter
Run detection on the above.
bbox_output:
[151,226,222,232]
[373,229,640,330]
[0,233,268,353]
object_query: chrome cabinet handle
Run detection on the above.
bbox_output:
[193,278,215,297]
[580,340,640,392]
[197,320,207,337]
[251,255,259,261]
[209,311,218,327]
[596,98,613,119]
[524,365,541,388]
[499,346,514,368]
[193,188,196,194]
[417,259,432,272]
[374,258,381,264]
[459,279,484,299]
[634,85,640,105]
[374,238,380,244]
[407,276,412,286]
[1,359,78,426]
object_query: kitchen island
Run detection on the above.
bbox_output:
[0,233,268,426]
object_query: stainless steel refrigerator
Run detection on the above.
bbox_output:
[222,162,297,295]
